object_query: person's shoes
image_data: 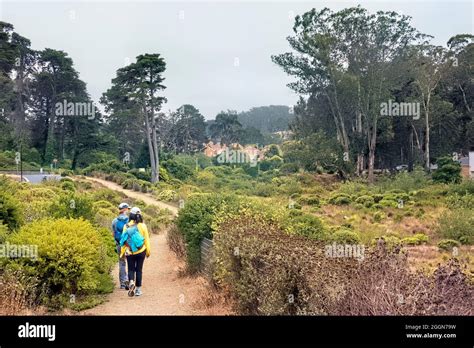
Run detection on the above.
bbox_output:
[120,280,129,290]
[135,287,142,296]
[128,280,135,297]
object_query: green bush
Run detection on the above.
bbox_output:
[61,180,76,192]
[376,167,430,192]
[449,180,474,196]
[372,211,386,223]
[436,209,473,244]
[253,183,274,197]
[127,168,151,181]
[401,233,429,246]
[445,193,474,209]
[176,193,240,272]
[278,162,298,174]
[285,214,327,240]
[379,199,398,208]
[330,228,361,244]
[156,189,177,202]
[162,159,194,181]
[7,218,115,308]
[328,193,351,205]
[355,195,375,208]
[49,193,94,221]
[0,191,23,231]
[298,195,320,207]
[437,239,461,251]
[432,156,462,184]
[371,235,402,251]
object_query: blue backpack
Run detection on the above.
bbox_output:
[114,215,129,242]
[122,224,145,253]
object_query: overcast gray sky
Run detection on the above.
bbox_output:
[1,0,472,119]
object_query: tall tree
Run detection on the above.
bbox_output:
[273,7,427,182]
[209,111,243,145]
[102,54,166,182]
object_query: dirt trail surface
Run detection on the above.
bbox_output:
[82,176,179,215]
[79,176,229,315]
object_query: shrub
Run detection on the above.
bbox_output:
[328,193,351,205]
[280,162,299,174]
[355,195,375,208]
[432,156,462,184]
[372,194,384,203]
[176,193,240,273]
[61,180,76,192]
[0,191,23,230]
[445,193,474,209]
[156,189,177,202]
[372,211,386,223]
[330,228,361,244]
[437,239,461,252]
[167,224,186,259]
[436,209,473,244]
[253,183,273,197]
[449,179,474,196]
[92,200,117,212]
[376,166,430,192]
[195,171,216,186]
[285,214,327,240]
[371,235,402,251]
[162,159,194,181]
[339,247,473,315]
[7,218,115,308]
[0,268,37,315]
[401,233,429,246]
[90,188,123,206]
[298,195,320,207]
[49,193,94,221]
[379,199,398,208]
[94,208,116,229]
[213,216,355,315]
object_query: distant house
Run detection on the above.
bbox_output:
[203,141,227,157]
[203,141,263,161]
[460,152,474,179]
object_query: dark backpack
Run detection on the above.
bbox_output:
[114,216,129,242]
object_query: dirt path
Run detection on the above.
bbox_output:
[81,176,179,215]
[80,176,229,315]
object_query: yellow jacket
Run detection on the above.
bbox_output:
[120,221,151,258]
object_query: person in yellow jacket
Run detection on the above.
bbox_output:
[119,206,150,297]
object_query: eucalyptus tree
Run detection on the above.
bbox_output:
[273,6,428,181]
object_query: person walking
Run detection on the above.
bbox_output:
[111,202,130,290]
[119,206,151,297]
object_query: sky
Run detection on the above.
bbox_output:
[0,0,472,119]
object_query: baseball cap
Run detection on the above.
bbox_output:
[130,206,141,214]
[118,203,130,210]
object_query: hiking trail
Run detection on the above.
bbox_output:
[80,177,229,315]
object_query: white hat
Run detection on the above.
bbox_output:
[118,202,130,210]
[130,206,141,214]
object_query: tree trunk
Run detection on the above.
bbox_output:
[424,93,431,171]
[143,106,158,183]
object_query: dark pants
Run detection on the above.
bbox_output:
[126,251,146,287]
